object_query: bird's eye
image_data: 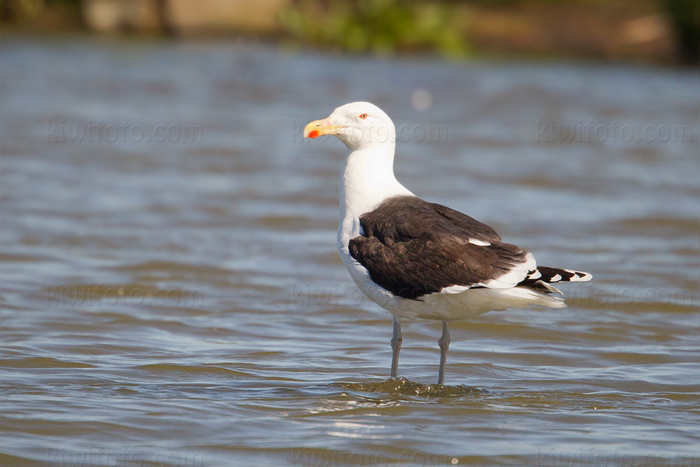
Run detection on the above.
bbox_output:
[359,113,368,119]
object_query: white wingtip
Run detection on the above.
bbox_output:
[565,269,592,282]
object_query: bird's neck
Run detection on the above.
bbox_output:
[339,145,413,231]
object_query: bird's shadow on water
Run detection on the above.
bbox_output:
[330,377,488,398]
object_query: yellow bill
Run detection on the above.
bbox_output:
[303,118,344,139]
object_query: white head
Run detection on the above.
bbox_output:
[303,102,396,152]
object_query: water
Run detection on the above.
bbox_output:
[1,37,699,466]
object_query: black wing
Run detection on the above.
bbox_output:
[349,196,534,300]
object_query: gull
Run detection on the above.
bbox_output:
[304,102,592,385]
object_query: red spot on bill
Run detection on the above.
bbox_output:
[308,130,320,139]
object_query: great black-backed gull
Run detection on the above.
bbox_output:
[303,102,592,385]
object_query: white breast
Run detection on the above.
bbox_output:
[336,145,412,314]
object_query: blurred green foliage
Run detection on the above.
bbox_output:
[2,0,698,63]
[660,0,700,63]
[281,0,700,62]
[280,0,469,57]
[0,0,80,23]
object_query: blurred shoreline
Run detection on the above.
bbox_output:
[1,0,698,65]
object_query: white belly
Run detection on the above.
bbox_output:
[337,224,564,322]
[338,233,500,322]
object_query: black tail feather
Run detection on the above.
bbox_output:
[518,266,592,291]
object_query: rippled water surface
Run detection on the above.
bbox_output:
[1,38,699,466]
